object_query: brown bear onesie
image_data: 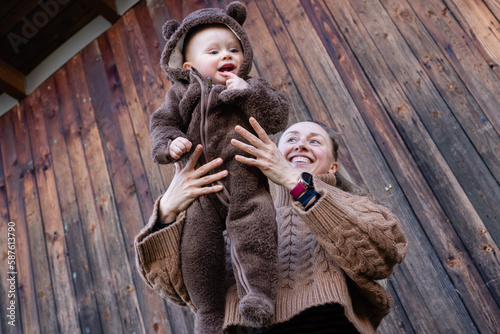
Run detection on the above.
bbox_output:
[149,2,289,333]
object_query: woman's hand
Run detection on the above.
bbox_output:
[158,144,227,222]
[231,117,300,190]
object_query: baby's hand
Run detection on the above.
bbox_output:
[169,137,193,160]
[222,72,249,90]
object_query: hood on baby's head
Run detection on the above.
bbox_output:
[159,1,253,83]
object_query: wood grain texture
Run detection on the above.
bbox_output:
[1,1,499,333]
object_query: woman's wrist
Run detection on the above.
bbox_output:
[283,170,302,191]
[159,211,178,224]
[158,196,179,223]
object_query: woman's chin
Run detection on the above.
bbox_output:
[292,163,314,173]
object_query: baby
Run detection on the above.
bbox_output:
[149,2,289,333]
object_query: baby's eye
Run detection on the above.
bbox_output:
[209,50,219,55]
[230,48,240,53]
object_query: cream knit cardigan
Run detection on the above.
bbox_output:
[134,174,408,333]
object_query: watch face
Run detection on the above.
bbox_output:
[301,172,313,186]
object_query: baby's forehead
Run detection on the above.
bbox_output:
[184,24,239,53]
[188,25,236,42]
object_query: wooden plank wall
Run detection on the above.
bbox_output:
[1,0,499,333]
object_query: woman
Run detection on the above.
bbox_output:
[135,117,407,334]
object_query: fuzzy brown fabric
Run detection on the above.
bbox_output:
[134,174,408,334]
[148,2,289,333]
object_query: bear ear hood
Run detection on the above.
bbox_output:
[160,1,253,82]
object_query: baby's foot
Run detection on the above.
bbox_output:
[239,292,275,327]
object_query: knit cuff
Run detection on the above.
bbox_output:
[293,176,353,237]
[135,195,185,265]
[136,221,183,264]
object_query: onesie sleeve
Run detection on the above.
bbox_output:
[293,175,408,281]
[219,77,289,134]
[134,195,194,310]
[150,84,191,164]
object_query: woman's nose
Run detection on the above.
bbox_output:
[294,139,308,151]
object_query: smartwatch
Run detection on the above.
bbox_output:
[290,172,314,199]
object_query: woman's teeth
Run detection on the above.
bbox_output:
[292,157,311,163]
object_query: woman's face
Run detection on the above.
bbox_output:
[278,122,338,175]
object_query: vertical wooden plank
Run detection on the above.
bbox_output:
[405,0,500,135]
[119,10,167,124]
[145,0,171,49]
[344,0,500,293]
[377,277,414,333]
[249,0,363,183]
[303,0,500,332]
[483,0,500,22]
[378,0,500,184]
[271,0,479,332]
[39,78,102,334]
[237,0,310,123]
[97,33,154,223]
[96,32,175,334]
[117,10,175,187]
[80,40,147,334]
[135,1,171,94]
[344,0,500,244]
[71,47,146,333]
[0,119,24,334]
[1,106,45,334]
[25,86,81,334]
[57,61,124,334]
[106,23,167,201]
[442,0,500,78]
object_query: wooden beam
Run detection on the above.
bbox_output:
[0,58,26,100]
[82,0,120,24]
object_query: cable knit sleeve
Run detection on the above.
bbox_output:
[134,196,194,311]
[293,175,408,281]
[219,77,289,134]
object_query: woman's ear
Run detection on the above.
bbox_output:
[328,162,338,175]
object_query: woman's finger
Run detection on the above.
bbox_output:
[197,170,228,186]
[193,157,223,178]
[249,117,272,144]
[231,138,259,157]
[235,154,260,167]
[234,125,263,149]
[192,184,224,197]
[174,162,182,174]
[184,144,203,170]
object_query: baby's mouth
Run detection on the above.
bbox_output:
[218,64,236,72]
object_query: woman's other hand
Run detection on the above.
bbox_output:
[159,144,227,222]
[231,117,300,190]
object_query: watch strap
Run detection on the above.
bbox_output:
[290,181,307,199]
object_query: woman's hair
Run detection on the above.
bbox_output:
[310,122,368,196]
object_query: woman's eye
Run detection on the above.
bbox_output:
[311,139,320,144]
[287,137,297,143]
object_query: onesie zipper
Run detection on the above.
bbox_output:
[194,71,250,296]
[193,71,230,207]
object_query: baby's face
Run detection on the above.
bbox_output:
[183,26,243,85]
